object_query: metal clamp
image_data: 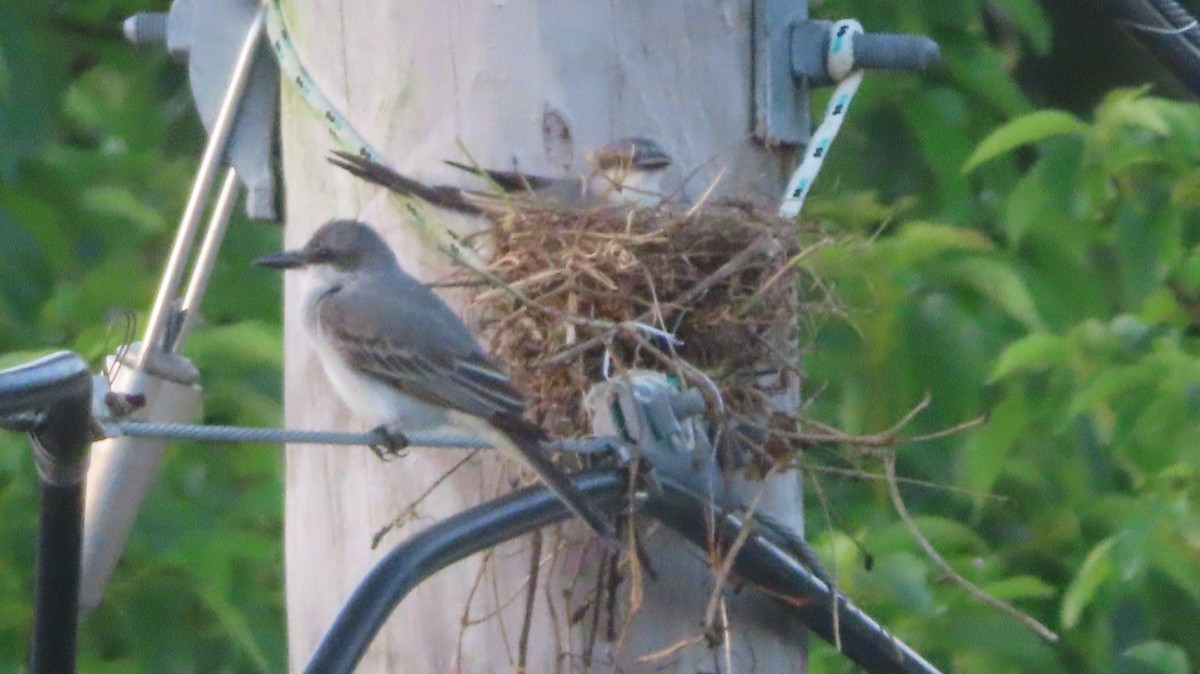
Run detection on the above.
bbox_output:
[754,1,940,146]
[584,370,721,500]
[0,351,94,486]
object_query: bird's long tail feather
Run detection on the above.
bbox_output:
[443,160,557,193]
[328,151,484,215]
[491,415,620,548]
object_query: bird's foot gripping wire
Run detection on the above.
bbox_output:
[368,425,410,461]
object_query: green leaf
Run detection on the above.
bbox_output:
[1095,86,1169,139]
[943,43,1031,118]
[989,333,1067,381]
[960,390,1026,506]
[963,110,1089,173]
[186,321,283,369]
[908,515,987,552]
[1122,641,1191,674]
[194,584,272,674]
[1061,537,1115,628]
[904,87,977,212]
[80,185,166,234]
[0,7,68,174]
[1171,167,1200,207]
[1066,364,1162,419]
[892,221,996,265]
[871,552,937,614]
[1001,138,1087,245]
[803,191,916,233]
[939,257,1046,330]
[1149,538,1200,607]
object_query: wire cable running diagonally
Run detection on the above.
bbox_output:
[1102,0,1200,94]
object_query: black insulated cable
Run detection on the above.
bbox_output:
[1102,0,1200,94]
[302,470,943,674]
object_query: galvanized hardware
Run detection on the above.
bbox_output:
[124,0,280,220]
[754,1,940,146]
[83,0,279,614]
[80,344,203,615]
[585,371,721,501]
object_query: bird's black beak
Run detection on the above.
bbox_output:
[253,249,310,270]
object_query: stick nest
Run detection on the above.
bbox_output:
[461,201,827,443]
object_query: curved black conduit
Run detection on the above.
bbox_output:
[0,352,94,674]
[302,470,942,674]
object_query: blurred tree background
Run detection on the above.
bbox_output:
[0,0,1196,672]
[802,0,1200,672]
[0,0,284,671]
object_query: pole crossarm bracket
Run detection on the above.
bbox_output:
[754,1,940,146]
[123,0,280,220]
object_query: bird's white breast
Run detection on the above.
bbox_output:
[595,169,665,207]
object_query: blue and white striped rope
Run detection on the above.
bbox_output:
[261,0,485,270]
[779,19,865,219]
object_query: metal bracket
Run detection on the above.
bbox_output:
[584,371,721,501]
[76,0,277,615]
[80,344,203,615]
[754,1,940,146]
[124,0,279,220]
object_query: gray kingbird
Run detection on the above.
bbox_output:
[255,219,617,543]
[328,137,672,214]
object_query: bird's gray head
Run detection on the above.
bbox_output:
[254,219,396,273]
[589,137,672,173]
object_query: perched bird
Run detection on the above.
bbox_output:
[328,137,673,214]
[255,219,617,543]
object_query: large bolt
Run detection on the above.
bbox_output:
[122,13,168,47]
[852,33,940,72]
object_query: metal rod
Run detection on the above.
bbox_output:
[170,167,241,350]
[104,420,619,455]
[137,9,265,368]
[0,352,92,418]
[116,422,489,449]
[31,483,83,674]
[302,472,629,674]
[1105,0,1200,95]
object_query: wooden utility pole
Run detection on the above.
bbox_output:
[279,2,807,671]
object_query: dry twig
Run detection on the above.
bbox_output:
[882,453,1060,644]
[517,530,543,673]
[371,450,481,548]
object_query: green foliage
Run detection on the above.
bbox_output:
[804,2,1200,671]
[962,109,1088,173]
[0,1,284,671]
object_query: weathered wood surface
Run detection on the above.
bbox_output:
[280,1,806,671]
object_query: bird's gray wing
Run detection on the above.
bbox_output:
[319,284,620,546]
[317,286,526,419]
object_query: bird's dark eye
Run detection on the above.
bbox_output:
[310,246,334,263]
